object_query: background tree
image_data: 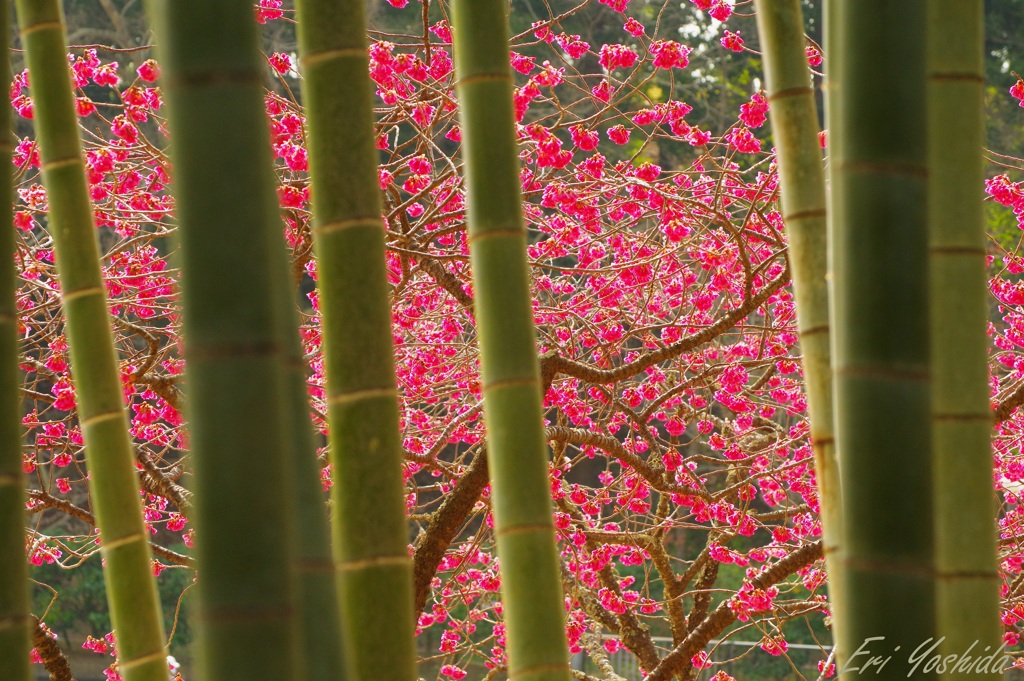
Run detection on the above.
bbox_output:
[10,2,1024,681]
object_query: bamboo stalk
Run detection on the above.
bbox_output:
[294,0,416,678]
[753,0,846,667]
[0,0,32,675]
[927,2,1001,676]
[145,2,300,679]
[451,3,571,680]
[827,2,935,678]
[269,196,348,681]
[14,3,168,680]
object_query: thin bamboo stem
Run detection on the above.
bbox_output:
[753,0,845,667]
[927,2,1001,676]
[14,3,168,680]
[0,0,32,675]
[294,0,417,677]
[270,193,348,681]
[451,2,572,680]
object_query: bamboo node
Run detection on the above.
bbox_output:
[19,20,63,37]
[81,409,124,428]
[121,649,169,670]
[0,613,30,630]
[314,217,382,236]
[42,155,85,172]
[768,86,814,102]
[301,47,368,68]
[338,554,410,572]
[0,472,20,486]
[61,285,105,304]
[100,531,147,553]
[933,411,992,423]
[935,569,1000,581]
[327,386,397,406]
[841,556,935,577]
[783,207,826,222]
[482,376,539,394]
[798,323,830,338]
[928,245,986,256]
[495,522,555,539]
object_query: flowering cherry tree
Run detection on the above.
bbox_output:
[13,1,1024,679]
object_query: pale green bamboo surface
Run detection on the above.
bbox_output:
[295,0,417,677]
[15,3,168,680]
[452,2,572,680]
[927,2,1001,677]
[269,180,348,681]
[753,0,846,669]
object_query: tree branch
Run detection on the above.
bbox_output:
[995,378,1024,422]
[416,256,474,312]
[645,540,824,681]
[412,447,489,615]
[25,490,194,567]
[32,616,75,681]
[540,264,789,387]
[135,450,191,516]
[546,425,709,499]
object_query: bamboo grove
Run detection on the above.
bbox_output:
[1,1,1019,680]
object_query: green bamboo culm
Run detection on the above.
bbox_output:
[268,155,348,681]
[0,0,32,676]
[927,2,1001,676]
[753,0,846,668]
[14,4,170,681]
[451,3,572,681]
[145,2,300,679]
[827,2,936,679]
[293,0,416,678]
